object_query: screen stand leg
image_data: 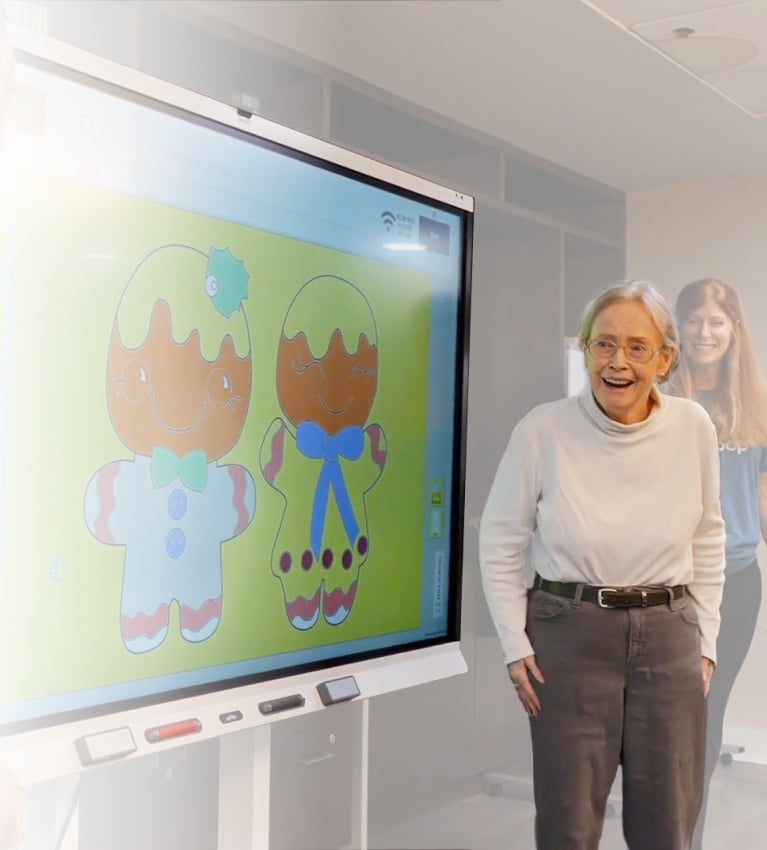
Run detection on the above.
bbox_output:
[349,698,370,850]
[218,725,272,850]
[58,798,79,850]
[217,701,370,850]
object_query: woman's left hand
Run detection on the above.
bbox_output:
[701,656,714,696]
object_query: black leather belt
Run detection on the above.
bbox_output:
[534,575,685,609]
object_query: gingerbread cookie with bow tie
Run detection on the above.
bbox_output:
[260,275,386,629]
[84,244,255,652]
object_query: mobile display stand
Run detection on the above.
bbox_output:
[2,645,467,849]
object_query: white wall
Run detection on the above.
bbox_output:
[627,177,767,367]
[628,178,767,743]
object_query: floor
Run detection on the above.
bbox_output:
[369,758,767,849]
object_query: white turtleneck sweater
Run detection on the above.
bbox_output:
[479,387,726,664]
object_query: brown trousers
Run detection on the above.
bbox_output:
[526,588,707,850]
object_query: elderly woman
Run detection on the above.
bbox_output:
[479,280,726,850]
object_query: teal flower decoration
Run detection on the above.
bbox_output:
[205,247,249,317]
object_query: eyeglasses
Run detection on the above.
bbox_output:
[586,338,663,364]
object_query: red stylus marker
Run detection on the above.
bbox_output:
[144,718,201,743]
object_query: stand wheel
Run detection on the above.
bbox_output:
[719,752,734,766]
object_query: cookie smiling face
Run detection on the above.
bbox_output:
[276,276,379,434]
[107,299,252,459]
[108,245,252,459]
[276,328,377,435]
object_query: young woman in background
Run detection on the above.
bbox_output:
[670,278,767,850]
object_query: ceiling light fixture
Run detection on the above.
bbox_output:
[653,26,758,76]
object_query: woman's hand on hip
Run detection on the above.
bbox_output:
[701,656,714,696]
[507,656,545,717]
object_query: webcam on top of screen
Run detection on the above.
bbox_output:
[231,91,261,119]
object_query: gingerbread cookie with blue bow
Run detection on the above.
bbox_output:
[260,275,387,629]
[84,244,256,653]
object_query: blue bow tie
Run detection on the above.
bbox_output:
[296,422,364,556]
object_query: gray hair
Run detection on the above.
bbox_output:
[578,280,680,383]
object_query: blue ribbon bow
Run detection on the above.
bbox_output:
[150,447,208,492]
[296,422,364,557]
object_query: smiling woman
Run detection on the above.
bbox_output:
[480,280,726,850]
[581,296,672,425]
[668,278,767,850]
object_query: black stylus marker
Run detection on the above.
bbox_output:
[258,694,305,715]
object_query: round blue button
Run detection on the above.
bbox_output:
[166,528,186,559]
[168,489,187,520]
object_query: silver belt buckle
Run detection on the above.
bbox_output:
[597,587,618,608]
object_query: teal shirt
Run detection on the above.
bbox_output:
[698,391,767,573]
[717,444,767,573]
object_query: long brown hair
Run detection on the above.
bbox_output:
[669,278,767,445]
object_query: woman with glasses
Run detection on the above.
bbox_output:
[480,280,725,850]
[667,278,767,850]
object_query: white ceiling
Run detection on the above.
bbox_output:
[597,1,767,117]
[182,0,767,192]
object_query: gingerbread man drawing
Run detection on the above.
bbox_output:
[260,275,387,629]
[84,244,256,652]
